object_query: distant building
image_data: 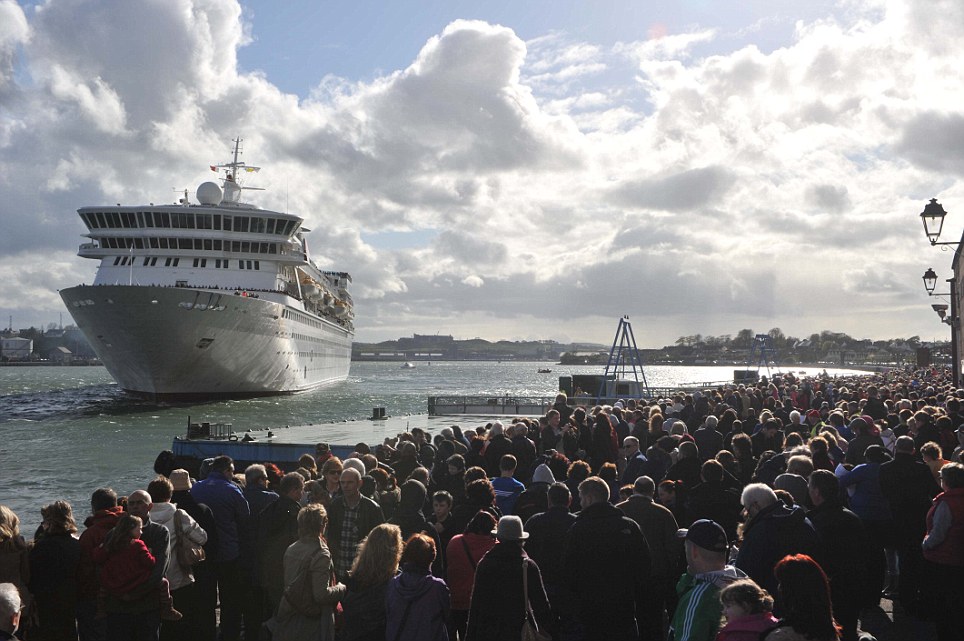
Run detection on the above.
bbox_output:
[48,346,72,364]
[1,337,32,361]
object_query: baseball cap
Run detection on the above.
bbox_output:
[677,519,728,553]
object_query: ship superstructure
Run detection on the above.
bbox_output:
[60,139,354,399]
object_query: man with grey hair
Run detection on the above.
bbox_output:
[694,415,723,461]
[327,467,384,579]
[113,490,170,639]
[0,583,21,640]
[621,437,647,485]
[735,482,819,600]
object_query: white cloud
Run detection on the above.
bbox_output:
[0,1,960,346]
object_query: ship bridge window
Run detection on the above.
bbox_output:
[268,243,277,254]
[149,238,159,248]
[223,215,232,230]
[204,239,212,250]
[95,212,106,228]
[213,215,222,230]
[241,241,250,253]
[251,217,265,233]
[213,239,222,251]
[197,214,212,230]
[143,257,150,266]
[158,212,170,228]
[254,260,260,270]
[134,238,144,249]
[143,212,154,228]
[178,238,192,250]
[266,219,276,234]
[236,216,249,232]
[231,241,241,253]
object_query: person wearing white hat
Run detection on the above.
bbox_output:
[465,516,550,640]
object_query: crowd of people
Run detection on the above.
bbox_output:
[1,366,963,641]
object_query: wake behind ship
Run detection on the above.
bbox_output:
[60,139,354,400]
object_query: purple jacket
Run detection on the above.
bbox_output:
[385,564,450,641]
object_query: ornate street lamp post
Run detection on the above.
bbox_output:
[918,199,962,384]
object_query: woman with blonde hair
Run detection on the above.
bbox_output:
[339,523,404,641]
[0,505,29,609]
[267,504,346,641]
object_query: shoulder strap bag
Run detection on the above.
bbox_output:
[521,557,550,641]
[173,509,205,569]
[282,547,324,616]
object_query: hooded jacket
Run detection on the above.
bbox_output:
[668,566,747,641]
[149,501,208,590]
[77,506,124,598]
[385,563,450,641]
[388,480,442,575]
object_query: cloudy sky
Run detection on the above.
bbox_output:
[1,0,962,347]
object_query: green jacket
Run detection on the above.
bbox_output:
[668,566,746,641]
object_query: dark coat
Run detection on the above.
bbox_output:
[327,495,385,578]
[523,505,577,595]
[29,532,81,641]
[665,456,702,493]
[510,435,538,484]
[258,495,301,609]
[465,542,550,641]
[694,427,723,461]
[807,500,869,613]
[483,434,514,477]
[563,501,652,640]
[735,502,820,601]
[684,481,743,542]
[388,480,443,576]
[513,483,550,525]
[338,575,390,641]
[879,452,941,543]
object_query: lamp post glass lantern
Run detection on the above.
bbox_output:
[923,268,938,294]
[921,198,948,244]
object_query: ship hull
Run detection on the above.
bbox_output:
[61,285,352,400]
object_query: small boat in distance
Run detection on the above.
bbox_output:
[401,362,416,369]
[537,368,552,373]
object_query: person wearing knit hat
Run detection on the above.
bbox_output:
[513,463,555,524]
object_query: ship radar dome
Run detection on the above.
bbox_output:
[196,181,223,205]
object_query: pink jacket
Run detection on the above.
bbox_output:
[716,612,779,641]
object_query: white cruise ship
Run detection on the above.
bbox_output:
[60,140,354,400]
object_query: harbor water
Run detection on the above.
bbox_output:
[0,361,868,533]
